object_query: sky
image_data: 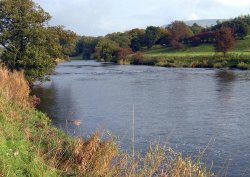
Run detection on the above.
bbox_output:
[34,0,250,36]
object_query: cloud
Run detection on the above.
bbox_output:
[34,0,250,36]
[214,0,250,7]
[189,13,200,20]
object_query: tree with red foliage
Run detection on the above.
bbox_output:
[131,52,144,65]
[167,21,193,49]
[116,48,133,64]
[215,27,235,56]
[193,31,216,43]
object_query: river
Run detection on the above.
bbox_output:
[32,60,250,176]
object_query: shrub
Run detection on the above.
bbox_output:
[115,48,133,64]
[0,65,30,106]
[131,52,144,65]
[237,62,250,70]
[170,40,185,49]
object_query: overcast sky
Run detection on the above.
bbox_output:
[34,0,250,36]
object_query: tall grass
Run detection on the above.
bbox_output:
[0,66,214,176]
[0,65,30,105]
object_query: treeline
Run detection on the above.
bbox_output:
[74,15,250,62]
[1,0,250,82]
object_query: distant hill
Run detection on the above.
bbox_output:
[184,19,224,27]
[162,19,225,28]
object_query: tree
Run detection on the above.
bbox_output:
[76,36,99,59]
[0,0,68,83]
[144,26,162,48]
[106,32,131,48]
[237,22,249,39]
[128,28,145,52]
[215,27,235,56]
[49,26,77,57]
[95,38,120,62]
[190,23,204,35]
[115,48,133,64]
[211,15,250,39]
[168,21,194,42]
[156,28,170,45]
[167,21,193,49]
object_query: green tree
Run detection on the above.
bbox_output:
[237,22,249,39]
[190,23,204,35]
[49,26,77,57]
[215,27,235,56]
[0,0,66,83]
[128,28,145,52]
[95,38,120,62]
[156,28,170,45]
[76,36,99,59]
[212,15,250,39]
[144,26,162,48]
[106,32,131,48]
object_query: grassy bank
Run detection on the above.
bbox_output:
[124,53,250,69]
[0,67,214,176]
[143,35,250,57]
[118,36,250,69]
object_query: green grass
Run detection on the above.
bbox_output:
[234,35,250,52]
[0,95,59,177]
[70,55,83,60]
[126,52,250,70]
[143,35,250,57]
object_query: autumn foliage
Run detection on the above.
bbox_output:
[215,27,235,56]
[116,48,133,63]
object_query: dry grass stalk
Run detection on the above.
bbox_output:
[0,65,30,106]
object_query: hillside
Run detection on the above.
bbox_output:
[184,19,224,27]
[162,19,224,28]
[143,35,250,56]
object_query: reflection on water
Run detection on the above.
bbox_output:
[216,70,236,82]
[32,61,250,176]
[215,70,236,104]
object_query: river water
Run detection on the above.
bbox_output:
[32,60,250,176]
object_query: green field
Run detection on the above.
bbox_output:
[143,35,250,57]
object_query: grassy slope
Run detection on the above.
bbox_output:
[0,96,59,177]
[143,35,250,57]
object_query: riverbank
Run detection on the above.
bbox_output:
[0,67,213,176]
[117,53,250,70]
[126,36,250,69]
[72,50,250,70]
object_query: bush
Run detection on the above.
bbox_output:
[237,62,250,70]
[115,48,133,64]
[170,40,185,49]
[131,52,144,65]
